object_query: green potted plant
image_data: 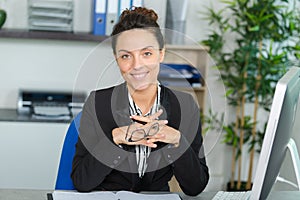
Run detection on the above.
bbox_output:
[0,0,7,28]
[0,9,5,28]
[201,0,300,191]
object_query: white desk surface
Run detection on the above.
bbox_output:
[1,189,300,200]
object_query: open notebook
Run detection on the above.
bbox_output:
[49,190,181,200]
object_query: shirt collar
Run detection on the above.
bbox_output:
[128,82,161,116]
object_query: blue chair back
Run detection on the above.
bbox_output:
[55,112,81,190]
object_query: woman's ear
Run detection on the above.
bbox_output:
[159,48,165,62]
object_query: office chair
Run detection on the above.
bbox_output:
[55,112,81,190]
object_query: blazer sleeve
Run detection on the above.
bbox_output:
[162,94,209,196]
[71,91,128,192]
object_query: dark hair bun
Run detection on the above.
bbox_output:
[120,7,158,22]
[111,6,164,53]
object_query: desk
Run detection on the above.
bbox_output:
[1,189,300,200]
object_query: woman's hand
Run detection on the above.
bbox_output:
[130,110,181,148]
[146,124,181,148]
[112,109,176,148]
[112,109,164,147]
[112,120,167,148]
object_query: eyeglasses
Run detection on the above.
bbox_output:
[125,122,160,142]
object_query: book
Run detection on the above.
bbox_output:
[51,190,181,200]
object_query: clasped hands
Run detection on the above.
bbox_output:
[112,109,181,148]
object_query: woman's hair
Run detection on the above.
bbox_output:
[111,7,165,54]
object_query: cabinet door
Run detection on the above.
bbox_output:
[0,122,68,189]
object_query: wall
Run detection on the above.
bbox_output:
[0,39,97,108]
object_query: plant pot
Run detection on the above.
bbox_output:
[0,9,7,28]
[226,181,253,191]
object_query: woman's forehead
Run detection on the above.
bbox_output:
[115,29,159,52]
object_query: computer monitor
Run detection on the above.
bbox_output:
[250,66,300,200]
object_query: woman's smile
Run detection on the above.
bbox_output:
[130,71,149,80]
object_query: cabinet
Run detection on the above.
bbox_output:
[0,121,68,189]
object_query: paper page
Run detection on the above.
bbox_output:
[52,190,181,200]
[52,191,116,200]
[116,191,181,200]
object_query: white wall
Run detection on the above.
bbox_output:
[0,39,97,108]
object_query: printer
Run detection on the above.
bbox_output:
[17,89,87,120]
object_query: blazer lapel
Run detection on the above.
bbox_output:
[110,83,142,187]
[111,83,131,127]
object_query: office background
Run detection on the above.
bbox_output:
[0,0,299,192]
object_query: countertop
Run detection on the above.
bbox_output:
[0,108,71,123]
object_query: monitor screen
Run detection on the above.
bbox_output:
[250,66,300,200]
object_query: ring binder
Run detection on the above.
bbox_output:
[105,0,118,35]
[92,0,107,35]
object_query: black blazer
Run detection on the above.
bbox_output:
[71,83,209,196]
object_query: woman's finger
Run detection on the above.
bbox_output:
[130,115,151,123]
[130,109,163,123]
[148,109,163,120]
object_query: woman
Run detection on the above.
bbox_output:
[71,7,209,196]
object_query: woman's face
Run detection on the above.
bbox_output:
[115,29,165,92]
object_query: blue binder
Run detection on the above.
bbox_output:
[93,0,107,35]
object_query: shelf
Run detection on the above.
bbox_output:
[0,29,108,42]
[165,44,209,51]
[0,109,70,123]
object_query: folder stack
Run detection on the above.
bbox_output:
[159,63,203,88]
[28,0,74,32]
[92,0,144,36]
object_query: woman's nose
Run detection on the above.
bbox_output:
[132,54,143,69]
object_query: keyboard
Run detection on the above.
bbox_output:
[212,191,251,200]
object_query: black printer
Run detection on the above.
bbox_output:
[17,89,86,120]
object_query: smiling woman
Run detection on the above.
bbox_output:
[114,29,164,95]
[71,7,209,196]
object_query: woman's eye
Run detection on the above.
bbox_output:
[144,51,152,56]
[121,54,130,59]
